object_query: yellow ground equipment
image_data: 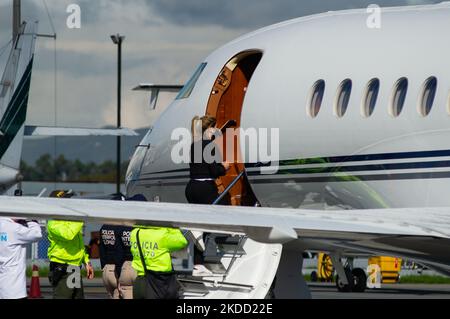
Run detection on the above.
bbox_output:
[310,253,334,282]
[368,256,402,283]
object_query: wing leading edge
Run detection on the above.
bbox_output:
[2,196,450,273]
[0,196,447,243]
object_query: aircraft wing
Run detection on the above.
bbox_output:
[24,126,138,137]
[0,196,448,243]
[2,196,450,273]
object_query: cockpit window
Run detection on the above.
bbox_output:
[176,63,207,100]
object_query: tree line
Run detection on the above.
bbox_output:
[20,154,129,183]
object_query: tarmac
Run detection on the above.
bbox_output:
[28,278,450,299]
[308,282,450,299]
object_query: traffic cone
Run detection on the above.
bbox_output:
[29,264,42,299]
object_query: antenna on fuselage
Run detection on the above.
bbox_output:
[13,0,21,41]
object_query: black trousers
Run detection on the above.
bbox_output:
[185,180,229,205]
[185,180,218,204]
[49,262,84,299]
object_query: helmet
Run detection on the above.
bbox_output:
[49,190,75,198]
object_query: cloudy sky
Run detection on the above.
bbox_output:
[0,0,439,130]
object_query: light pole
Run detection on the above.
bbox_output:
[111,34,125,194]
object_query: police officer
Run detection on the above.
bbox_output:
[0,218,42,299]
[130,225,188,299]
[47,190,94,299]
[99,224,136,299]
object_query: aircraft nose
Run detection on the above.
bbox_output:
[0,166,20,190]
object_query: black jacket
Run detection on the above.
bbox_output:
[99,225,133,275]
[189,139,226,179]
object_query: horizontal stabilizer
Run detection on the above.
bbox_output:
[132,83,183,91]
[133,83,183,110]
[24,126,138,137]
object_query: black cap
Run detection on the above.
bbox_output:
[126,194,147,202]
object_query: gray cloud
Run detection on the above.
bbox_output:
[35,47,114,77]
[1,0,55,45]
[1,0,444,130]
[0,4,11,36]
[1,0,41,82]
[73,0,103,23]
[146,0,440,29]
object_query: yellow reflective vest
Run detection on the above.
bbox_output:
[130,227,188,276]
[47,220,90,266]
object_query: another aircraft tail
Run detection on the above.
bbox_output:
[0,22,37,172]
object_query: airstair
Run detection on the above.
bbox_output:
[177,171,283,299]
[178,234,282,298]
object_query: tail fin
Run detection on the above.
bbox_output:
[0,21,38,171]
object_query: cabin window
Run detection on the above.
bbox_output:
[334,79,352,118]
[362,78,380,118]
[308,80,325,118]
[419,77,437,117]
[390,77,408,117]
[176,62,207,100]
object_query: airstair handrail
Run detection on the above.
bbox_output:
[212,170,246,205]
[178,277,254,289]
[222,235,245,279]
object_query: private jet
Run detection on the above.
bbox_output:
[1,2,450,299]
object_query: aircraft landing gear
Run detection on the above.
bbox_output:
[336,267,367,292]
[335,267,353,292]
[351,268,367,292]
[331,253,367,293]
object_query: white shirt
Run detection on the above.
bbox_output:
[0,218,42,299]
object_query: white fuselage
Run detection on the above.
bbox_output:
[126,3,450,211]
[0,164,19,193]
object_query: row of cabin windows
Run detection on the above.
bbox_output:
[308,77,438,119]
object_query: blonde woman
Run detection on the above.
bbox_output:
[185,115,230,205]
[185,116,230,271]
